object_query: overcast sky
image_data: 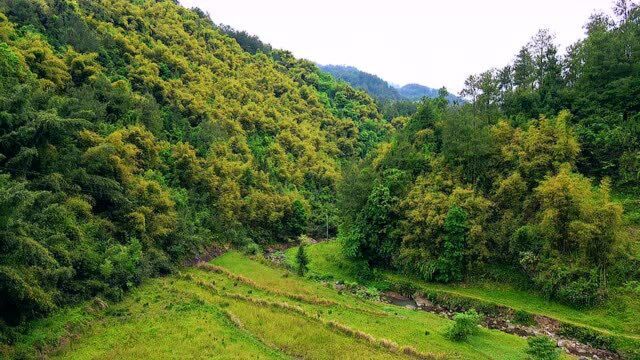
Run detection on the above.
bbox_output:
[179,0,614,93]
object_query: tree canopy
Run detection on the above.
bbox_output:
[0,0,389,325]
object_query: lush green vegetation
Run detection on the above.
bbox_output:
[340,98,627,307]
[4,251,539,359]
[445,309,482,342]
[337,1,640,311]
[0,0,389,330]
[285,239,640,357]
[286,240,640,336]
[527,336,561,360]
[1,0,639,358]
[460,8,640,188]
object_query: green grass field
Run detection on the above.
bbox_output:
[284,240,640,355]
[7,251,538,360]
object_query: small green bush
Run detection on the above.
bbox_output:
[296,243,309,276]
[513,309,535,326]
[557,323,616,351]
[445,309,482,342]
[243,243,261,256]
[391,281,418,297]
[526,336,560,360]
[354,286,380,301]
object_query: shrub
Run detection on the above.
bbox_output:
[296,243,309,276]
[557,323,616,351]
[555,275,604,307]
[391,280,418,297]
[445,309,482,342]
[354,286,380,301]
[535,266,604,308]
[526,336,560,360]
[243,242,261,256]
[513,309,535,326]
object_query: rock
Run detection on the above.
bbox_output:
[413,294,434,308]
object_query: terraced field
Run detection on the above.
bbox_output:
[284,240,640,359]
[11,252,535,359]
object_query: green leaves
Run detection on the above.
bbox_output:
[445,309,482,342]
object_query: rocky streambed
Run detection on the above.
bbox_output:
[381,291,620,360]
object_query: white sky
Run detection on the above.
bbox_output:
[179,0,614,93]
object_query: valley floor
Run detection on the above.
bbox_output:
[8,252,536,360]
[9,239,639,359]
[283,240,640,358]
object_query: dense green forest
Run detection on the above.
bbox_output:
[0,0,389,329]
[340,2,640,308]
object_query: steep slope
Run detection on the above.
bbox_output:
[0,0,388,328]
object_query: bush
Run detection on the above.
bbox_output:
[390,280,418,297]
[445,309,482,342]
[526,336,560,360]
[513,309,535,326]
[557,323,616,351]
[243,243,261,256]
[535,266,604,308]
[354,286,380,301]
[296,243,309,276]
[555,275,603,308]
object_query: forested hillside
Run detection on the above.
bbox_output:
[320,64,463,104]
[459,22,639,187]
[0,0,388,329]
[319,65,404,101]
[398,83,462,103]
[340,2,640,310]
[396,83,440,100]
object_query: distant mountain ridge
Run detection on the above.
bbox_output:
[320,65,462,103]
[397,83,440,100]
[319,65,404,101]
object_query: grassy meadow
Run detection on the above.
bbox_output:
[7,252,536,360]
[284,240,640,356]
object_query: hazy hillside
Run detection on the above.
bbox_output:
[320,64,463,103]
[396,83,440,99]
[319,65,404,101]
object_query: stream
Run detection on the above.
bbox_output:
[381,291,620,360]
